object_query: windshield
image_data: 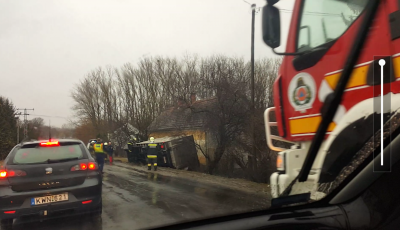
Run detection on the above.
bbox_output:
[0,0,391,229]
[297,0,368,52]
[12,144,84,164]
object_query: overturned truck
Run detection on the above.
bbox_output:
[129,136,200,171]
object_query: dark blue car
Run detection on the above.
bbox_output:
[0,139,102,228]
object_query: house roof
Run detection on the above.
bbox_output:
[114,123,139,134]
[137,136,185,144]
[149,98,217,133]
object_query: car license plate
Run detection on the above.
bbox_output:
[30,193,68,206]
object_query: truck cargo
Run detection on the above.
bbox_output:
[137,135,200,170]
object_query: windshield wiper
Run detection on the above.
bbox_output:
[279,0,380,198]
[47,157,79,163]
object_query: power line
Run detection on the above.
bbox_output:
[279,8,347,17]
[242,0,251,5]
[240,3,342,16]
[30,114,68,119]
[241,0,262,13]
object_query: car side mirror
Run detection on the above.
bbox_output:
[262,4,281,49]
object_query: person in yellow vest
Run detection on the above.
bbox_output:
[93,138,106,174]
[147,137,158,171]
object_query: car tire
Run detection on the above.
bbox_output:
[1,218,13,230]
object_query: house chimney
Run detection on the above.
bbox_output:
[190,93,196,104]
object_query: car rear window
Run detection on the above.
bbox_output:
[12,143,85,164]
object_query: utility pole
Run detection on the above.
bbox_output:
[14,112,22,144]
[17,108,34,141]
[250,3,257,173]
[49,120,51,140]
[242,0,259,176]
[17,119,20,143]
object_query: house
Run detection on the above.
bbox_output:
[148,95,217,166]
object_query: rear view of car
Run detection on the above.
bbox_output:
[0,139,102,228]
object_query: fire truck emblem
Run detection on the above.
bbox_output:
[293,77,311,105]
[288,72,316,112]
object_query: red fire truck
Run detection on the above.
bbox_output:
[262,0,400,199]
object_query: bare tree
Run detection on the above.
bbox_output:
[187,56,251,174]
[28,117,45,140]
[70,54,282,181]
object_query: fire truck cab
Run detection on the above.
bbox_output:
[263,0,400,198]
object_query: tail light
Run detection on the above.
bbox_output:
[71,163,86,171]
[40,141,59,147]
[81,163,87,170]
[0,170,27,178]
[71,162,98,171]
[88,162,97,170]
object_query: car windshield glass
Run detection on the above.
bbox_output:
[297,0,368,52]
[0,0,394,229]
[12,144,84,164]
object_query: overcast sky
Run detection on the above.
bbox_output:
[0,0,294,127]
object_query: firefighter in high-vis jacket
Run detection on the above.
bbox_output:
[127,140,133,152]
[147,137,158,171]
[93,138,106,174]
[127,138,137,162]
[89,140,96,157]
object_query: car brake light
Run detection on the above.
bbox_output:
[88,162,97,170]
[80,163,87,170]
[71,164,87,171]
[0,170,27,178]
[4,211,15,214]
[71,162,97,171]
[40,141,59,147]
[9,170,27,177]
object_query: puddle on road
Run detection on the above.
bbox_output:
[107,164,270,204]
[104,168,270,219]
[101,179,177,229]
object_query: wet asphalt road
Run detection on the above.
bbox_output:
[8,163,270,230]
